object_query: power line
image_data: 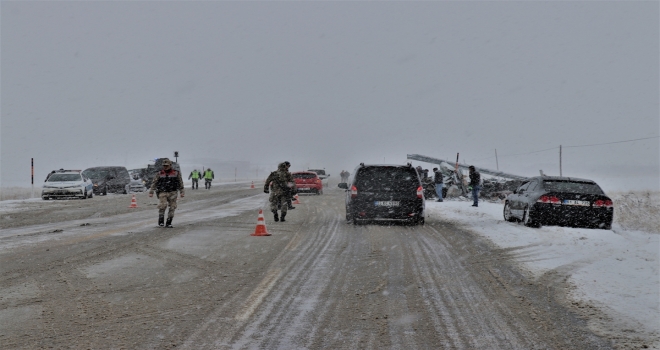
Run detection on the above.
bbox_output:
[564,135,659,148]
[474,135,658,161]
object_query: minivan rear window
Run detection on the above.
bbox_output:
[293,173,317,179]
[355,167,419,192]
[543,181,604,194]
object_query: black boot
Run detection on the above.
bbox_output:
[158,215,165,227]
[165,218,173,228]
[280,213,286,222]
[273,211,279,222]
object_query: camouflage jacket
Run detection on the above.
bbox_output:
[150,169,185,195]
[264,163,294,195]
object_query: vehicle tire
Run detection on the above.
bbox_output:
[43,196,50,200]
[103,186,108,196]
[416,216,425,226]
[503,202,516,222]
[523,206,540,228]
[318,189,323,195]
[600,222,612,230]
[81,190,87,200]
[89,191,93,198]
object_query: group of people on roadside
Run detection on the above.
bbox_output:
[188,168,214,190]
[427,165,482,207]
[339,170,351,183]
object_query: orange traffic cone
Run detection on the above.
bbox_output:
[250,181,255,189]
[128,194,138,208]
[293,194,301,204]
[251,209,271,236]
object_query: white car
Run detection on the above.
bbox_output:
[42,172,94,200]
[307,169,330,180]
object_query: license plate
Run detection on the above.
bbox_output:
[563,200,590,206]
[298,188,310,191]
[374,201,400,207]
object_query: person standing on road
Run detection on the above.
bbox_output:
[188,169,201,190]
[264,162,294,222]
[148,158,184,228]
[468,165,481,207]
[203,168,214,189]
[433,167,444,202]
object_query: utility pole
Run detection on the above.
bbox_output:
[559,145,563,177]
[31,158,34,199]
[495,149,499,171]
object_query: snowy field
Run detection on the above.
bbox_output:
[426,193,659,348]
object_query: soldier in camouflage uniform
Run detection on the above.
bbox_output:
[148,158,185,228]
[264,162,295,222]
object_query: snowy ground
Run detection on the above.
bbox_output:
[426,195,659,348]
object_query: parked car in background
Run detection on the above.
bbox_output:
[338,163,425,225]
[42,171,93,200]
[503,176,613,229]
[292,171,323,195]
[308,168,330,180]
[82,166,131,195]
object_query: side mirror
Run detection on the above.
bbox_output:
[338,183,348,189]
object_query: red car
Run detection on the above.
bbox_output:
[292,171,323,195]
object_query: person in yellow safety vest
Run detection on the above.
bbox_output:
[203,168,214,189]
[188,169,201,190]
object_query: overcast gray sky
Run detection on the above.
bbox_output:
[2,1,658,191]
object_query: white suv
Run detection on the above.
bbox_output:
[307,169,330,180]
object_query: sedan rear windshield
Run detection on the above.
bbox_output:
[543,180,604,194]
[48,174,82,182]
[355,167,419,192]
[293,174,317,179]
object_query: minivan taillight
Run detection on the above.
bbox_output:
[594,199,613,208]
[417,186,423,199]
[351,185,358,198]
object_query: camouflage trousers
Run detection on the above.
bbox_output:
[158,191,178,218]
[269,192,288,214]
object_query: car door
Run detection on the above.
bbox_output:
[521,179,539,211]
[510,181,530,217]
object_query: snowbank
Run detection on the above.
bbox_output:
[425,194,659,348]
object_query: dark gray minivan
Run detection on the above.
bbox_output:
[338,163,425,225]
[82,166,131,195]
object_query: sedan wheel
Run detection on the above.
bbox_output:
[503,202,516,222]
[523,206,540,228]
